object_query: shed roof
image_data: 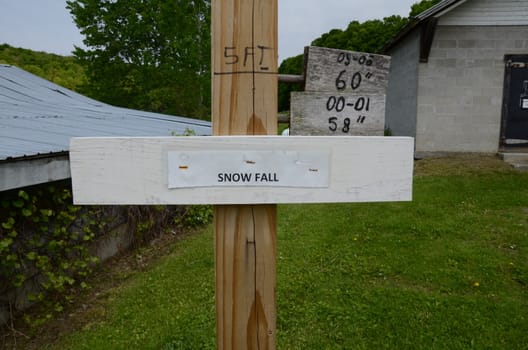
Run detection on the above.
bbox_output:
[0,64,211,162]
[414,0,464,21]
[381,0,465,55]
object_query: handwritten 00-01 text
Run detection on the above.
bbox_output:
[326,95,370,133]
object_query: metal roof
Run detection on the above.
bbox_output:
[0,64,211,161]
[381,0,465,53]
[414,0,464,21]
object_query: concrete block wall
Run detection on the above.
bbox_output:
[416,25,528,153]
[385,30,420,138]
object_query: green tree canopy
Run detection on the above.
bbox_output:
[67,0,211,119]
[0,44,87,91]
[311,15,408,54]
[410,0,442,17]
[278,53,304,112]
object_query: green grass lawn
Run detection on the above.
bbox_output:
[21,156,528,349]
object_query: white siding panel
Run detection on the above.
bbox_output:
[439,0,528,26]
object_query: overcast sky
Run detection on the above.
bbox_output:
[0,0,418,62]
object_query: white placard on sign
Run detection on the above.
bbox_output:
[168,150,329,188]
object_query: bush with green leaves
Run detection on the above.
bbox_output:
[0,185,102,325]
[1,183,214,328]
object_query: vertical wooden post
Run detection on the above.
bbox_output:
[212,0,278,349]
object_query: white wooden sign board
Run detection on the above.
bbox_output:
[70,136,414,205]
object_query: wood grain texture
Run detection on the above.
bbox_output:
[69,136,415,205]
[212,0,277,348]
[215,205,276,350]
[212,0,277,136]
[290,91,385,136]
[304,46,390,93]
[291,47,390,137]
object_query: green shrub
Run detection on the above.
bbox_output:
[1,185,101,325]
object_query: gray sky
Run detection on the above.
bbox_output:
[0,0,418,62]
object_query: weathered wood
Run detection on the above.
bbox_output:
[69,136,414,205]
[277,112,290,124]
[212,0,277,348]
[290,47,390,136]
[290,92,385,136]
[278,74,305,84]
[304,46,390,93]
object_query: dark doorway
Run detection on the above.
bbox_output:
[502,55,528,148]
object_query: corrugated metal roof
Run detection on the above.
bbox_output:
[381,0,465,53]
[414,0,464,20]
[0,64,211,161]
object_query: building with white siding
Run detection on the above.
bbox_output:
[383,0,528,155]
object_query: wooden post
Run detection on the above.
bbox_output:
[212,0,278,349]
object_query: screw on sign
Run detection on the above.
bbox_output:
[68,1,413,349]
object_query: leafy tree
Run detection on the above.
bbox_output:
[278,53,304,112]
[311,16,408,54]
[66,0,211,119]
[410,0,442,17]
[0,44,87,91]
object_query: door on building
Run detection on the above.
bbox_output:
[502,55,528,147]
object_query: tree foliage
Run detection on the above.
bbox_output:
[410,0,443,17]
[62,0,441,116]
[0,44,87,91]
[0,186,101,327]
[278,54,304,112]
[66,0,211,120]
[311,16,408,54]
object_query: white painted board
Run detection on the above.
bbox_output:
[70,136,414,205]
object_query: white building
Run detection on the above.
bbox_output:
[383,0,528,155]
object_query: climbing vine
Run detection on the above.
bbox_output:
[1,182,213,327]
[0,185,103,325]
